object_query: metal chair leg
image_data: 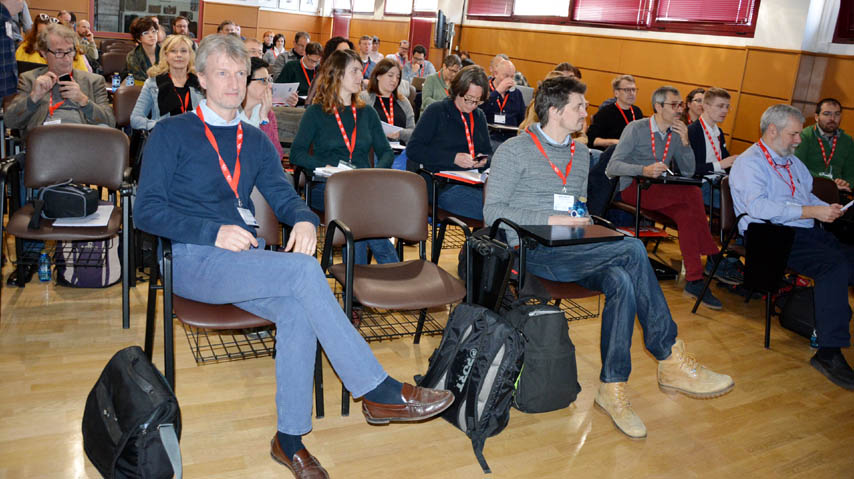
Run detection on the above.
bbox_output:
[413,309,427,344]
[314,342,324,419]
[764,294,772,349]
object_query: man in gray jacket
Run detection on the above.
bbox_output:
[484,76,733,440]
[605,86,740,309]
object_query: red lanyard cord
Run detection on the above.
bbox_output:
[758,140,795,197]
[495,92,509,113]
[699,117,722,163]
[649,117,672,163]
[815,125,838,170]
[49,71,73,116]
[334,105,358,160]
[300,60,314,86]
[617,105,636,125]
[526,129,575,192]
[195,105,244,204]
[459,110,476,158]
[377,95,394,124]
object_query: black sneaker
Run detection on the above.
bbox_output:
[704,257,744,285]
[810,351,854,390]
[6,263,38,287]
[684,279,723,310]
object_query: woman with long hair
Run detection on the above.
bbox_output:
[291,49,398,264]
[15,13,87,71]
[241,57,284,159]
[130,34,202,130]
[359,58,415,143]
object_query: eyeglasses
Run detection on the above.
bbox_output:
[691,98,704,103]
[462,95,483,106]
[46,48,75,59]
[38,13,60,24]
[250,76,274,85]
[617,87,638,94]
[446,67,461,74]
[820,111,842,118]
[141,29,158,36]
[662,101,685,109]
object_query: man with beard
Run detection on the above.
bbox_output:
[730,104,854,391]
[794,98,854,192]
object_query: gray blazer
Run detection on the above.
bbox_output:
[6,67,115,135]
[359,91,415,144]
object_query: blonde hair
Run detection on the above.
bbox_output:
[312,49,365,114]
[147,35,196,77]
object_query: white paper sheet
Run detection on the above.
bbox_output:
[52,205,114,227]
[272,82,299,105]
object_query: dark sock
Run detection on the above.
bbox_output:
[276,432,305,459]
[817,347,841,360]
[363,375,404,404]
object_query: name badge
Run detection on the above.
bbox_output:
[553,194,574,212]
[494,114,506,124]
[237,206,259,227]
[43,118,61,126]
[337,160,355,170]
[5,22,12,39]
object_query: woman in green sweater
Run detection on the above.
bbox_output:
[291,49,398,264]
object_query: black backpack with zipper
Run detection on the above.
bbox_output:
[416,302,525,474]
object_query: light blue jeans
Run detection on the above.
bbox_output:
[525,237,678,382]
[171,241,388,434]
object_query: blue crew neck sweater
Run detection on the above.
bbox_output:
[134,113,318,246]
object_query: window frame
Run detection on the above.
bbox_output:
[465,0,762,38]
[88,0,205,39]
[833,0,854,44]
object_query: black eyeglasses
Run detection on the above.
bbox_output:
[250,76,274,85]
[38,13,60,24]
[46,48,76,59]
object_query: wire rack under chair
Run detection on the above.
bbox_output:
[181,322,277,364]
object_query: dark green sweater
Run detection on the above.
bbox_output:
[291,103,394,171]
[794,125,854,186]
[276,59,315,96]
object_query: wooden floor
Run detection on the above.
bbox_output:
[1,236,853,479]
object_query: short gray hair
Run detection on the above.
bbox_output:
[760,104,804,135]
[652,85,680,111]
[196,34,250,75]
[37,23,78,53]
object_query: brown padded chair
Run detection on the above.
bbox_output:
[100,51,128,80]
[113,85,142,128]
[100,39,134,51]
[321,169,466,414]
[5,124,132,326]
[811,176,840,204]
[143,187,326,416]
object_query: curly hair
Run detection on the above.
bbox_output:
[367,58,403,100]
[312,49,365,114]
[22,14,59,55]
[147,35,196,77]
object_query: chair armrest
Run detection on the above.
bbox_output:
[591,214,615,229]
[320,219,354,272]
[443,216,472,238]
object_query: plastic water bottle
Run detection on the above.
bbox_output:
[38,250,51,282]
[111,72,120,89]
[810,329,819,349]
[125,75,135,87]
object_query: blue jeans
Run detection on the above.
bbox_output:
[702,180,721,210]
[787,226,854,348]
[437,184,484,221]
[171,241,388,435]
[525,237,678,382]
[309,183,399,264]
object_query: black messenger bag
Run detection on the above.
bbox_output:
[29,179,99,229]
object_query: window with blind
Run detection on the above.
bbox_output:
[385,0,413,15]
[833,0,854,43]
[352,0,374,13]
[467,0,761,37]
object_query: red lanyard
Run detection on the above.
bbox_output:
[816,125,838,170]
[196,105,243,203]
[617,105,636,125]
[459,110,475,158]
[334,105,358,160]
[495,93,509,113]
[699,117,721,163]
[378,95,394,124]
[418,64,424,78]
[758,140,795,197]
[527,129,574,192]
[488,78,495,92]
[300,60,313,86]
[49,71,72,117]
[170,75,190,113]
[649,117,672,163]
[362,60,369,77]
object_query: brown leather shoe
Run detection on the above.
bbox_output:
[361,382,454,425]
[270,436,329,479]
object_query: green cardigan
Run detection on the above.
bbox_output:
[794,125,854,186]
[421,71,449,113]
[291,103,394,171]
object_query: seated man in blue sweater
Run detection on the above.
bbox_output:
[479,59,525,148]
[484,76,734,440]
[133,34,453,479]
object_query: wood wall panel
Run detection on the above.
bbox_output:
[732,93,780,143]
[730,139,754,154]
[820,56,854,106]
[28,0,88,15]
[257,11,323,44]
[348,18,409,47]
[202,3,259,36]
[620,40,745,91]
[741,49,800,99]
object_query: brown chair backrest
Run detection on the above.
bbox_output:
[113,85,142,128]
[100,39,133,51]
[26,124,129,190]
[101,51,128,77]
[720,176,737,242]
[812,176,839,204]
[325,169,427,245]
[250,186,281,246]
[408,85,417,105]
[412,77,425,91]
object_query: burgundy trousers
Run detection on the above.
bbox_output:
[622,181,718,282]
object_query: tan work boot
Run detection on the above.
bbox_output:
[658,339,734,398]
[594,382,647,439]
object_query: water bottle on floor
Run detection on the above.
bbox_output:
[810,329,819,349]
[38,250,51,282]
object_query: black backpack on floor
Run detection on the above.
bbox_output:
[506,299,581,413]
[416,303,525,474]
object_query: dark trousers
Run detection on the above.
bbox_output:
[787,225,854,348]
